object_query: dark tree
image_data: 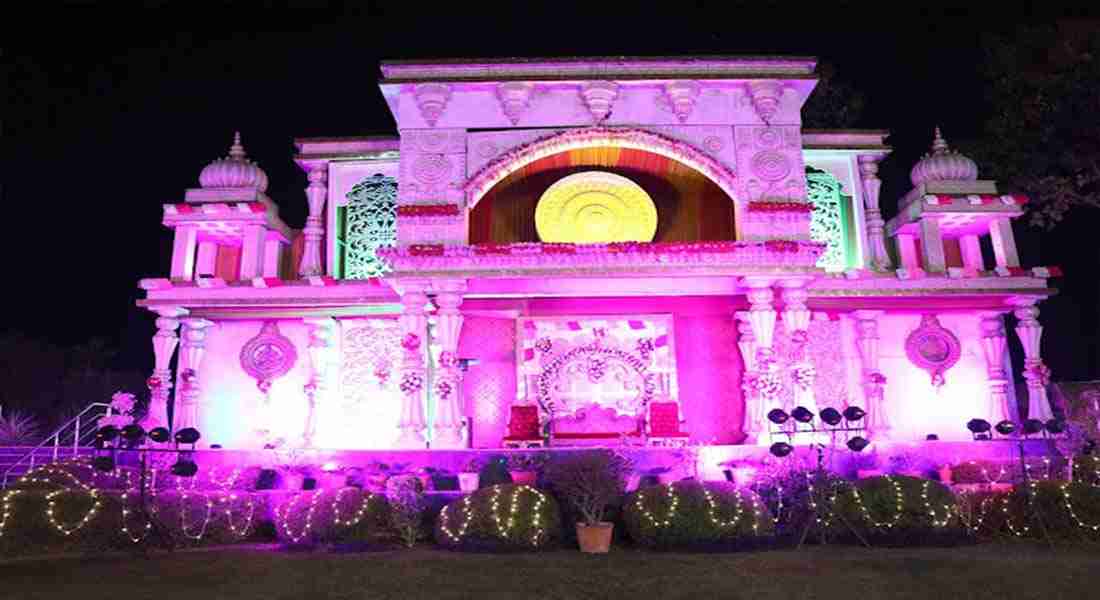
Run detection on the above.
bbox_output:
[965,23,1100,229]
[801,61,866,129]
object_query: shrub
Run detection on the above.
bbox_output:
[274,487,392,547]
[0,488,125,557]
[832,475,968,546]
[154,490,273,547]
[543,450,629,525]
[999,480,1100,542]
[624,480,773,549]
[434,484,561,552]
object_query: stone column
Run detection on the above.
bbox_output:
[979,312,1014,422]
[170,225,198,281]
[397,290,429,447]
[780,283,816,415]
[303,317,338,448]
[743,278,778,443]
[431,284,467,448]
[175,318,215,431]
[989,217,1021,268]
[919,218,946,273]
[1012,298,1054,421]
[857,155,893,271]
[735,312,759,442]
[147,307,186,429]
[853,310,889,436]
[298,162,329,277]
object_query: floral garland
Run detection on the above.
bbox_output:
[465,127,737,199]
[401,333,421,351]
[535,344,655,416]
[791,364,816,391]
[396,204,461,217]
[534,337,553,354]
[1025,363,1052,386]
[752,372,783,399]
[435,380,453,400]
[399,372,424,395]
[746,201,814,213]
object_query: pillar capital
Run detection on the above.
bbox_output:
[298,160,330,278]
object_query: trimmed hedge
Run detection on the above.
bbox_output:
[434,484,561,552]
[274,487,392,547]
[999,481,1100,542]
[624,480,773,550]
[832,475,968,546]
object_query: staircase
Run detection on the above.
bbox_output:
[1,403,112,487]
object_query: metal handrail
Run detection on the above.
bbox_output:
[2,402,113,487]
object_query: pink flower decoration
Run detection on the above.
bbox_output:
[401,333,421,351]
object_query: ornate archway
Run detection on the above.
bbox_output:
[465,128,739,212]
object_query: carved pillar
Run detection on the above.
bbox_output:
[743,278,778,443]
[857,155,892,270]
[780,283,816,415]
[303,317,337,448]
[853,310,889,436]
[431,285,466,448]
[298,162,329,277]
[735,312,759,442]
[175,318,215,432]
[919,218,946,273]
[979,312,1014,422]
[1012,299,1054,421]
[147,307,186,429]
[397,290,429,448]
[989,217,1021,268]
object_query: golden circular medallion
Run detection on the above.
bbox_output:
[534,171,658,244]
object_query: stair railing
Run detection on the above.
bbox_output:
[2,402,113,487]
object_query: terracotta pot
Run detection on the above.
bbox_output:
[937,466,953,485]
[510,471,537,486]
[576,522,613,554]
[458,472,480,492]
[857,469,884,479]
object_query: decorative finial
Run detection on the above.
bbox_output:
[931,126,949,154]
[229,131,246,160]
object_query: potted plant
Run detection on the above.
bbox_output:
[459,457,484,492]
[507,453,545,486]
[544,450,630,553]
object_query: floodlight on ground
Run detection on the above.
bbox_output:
[842,407,866,422]
[767,409,790,425]
[1022,419,1044,436]
[819,408,842,426]
[995,420,1017,436]
[791,406,814,424]
[174,427,201,445]
[846,436,870,452]
[769,442,794,457]
[148,427,171,443]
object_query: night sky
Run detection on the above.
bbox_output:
[7,3,1099,380]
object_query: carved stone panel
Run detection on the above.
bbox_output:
[734,125,807,203]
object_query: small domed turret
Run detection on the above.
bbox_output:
[909,127,978,188]
[198,132,269,191]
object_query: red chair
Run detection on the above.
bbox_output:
[647,402,689,447]
[502,405,546,448]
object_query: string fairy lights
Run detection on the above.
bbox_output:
[849,475,904,530]
[45,488,103,536]
[438,485,549,547]
[634,483,680,528]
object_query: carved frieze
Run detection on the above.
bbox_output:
[734,125,807,203]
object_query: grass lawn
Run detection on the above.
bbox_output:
[1,543,1096,600]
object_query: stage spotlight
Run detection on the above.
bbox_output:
[769,442,794,457]
[791,406,814,423]
[767,409,790,425]
[846,436,870,452]
[92,455,115,472]
[171,459,198,477]
[995,420,1017,436]
[842,406,866,422]
[148,427,171,443]
[819,408,843,426]
[967,419,992,434]
[96,425,119,442]
[174,427,201,445]
[121,424,146,444]
[1044,419,1066,435]
[1022,419,1044,436]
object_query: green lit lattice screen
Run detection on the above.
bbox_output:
[337,174,397,279]
[805,167,858,271]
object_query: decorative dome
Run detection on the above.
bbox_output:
[198,132,269,191]
[909,127,978,188]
